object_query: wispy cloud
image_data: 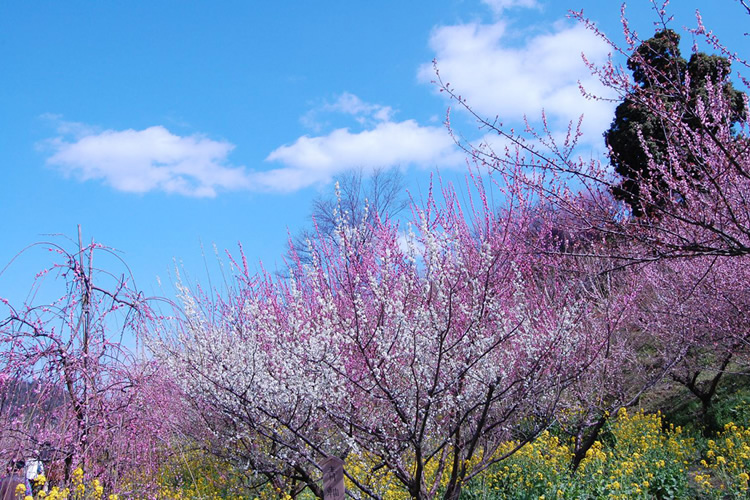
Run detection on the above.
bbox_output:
[300,92,395,132]
[481,0,539,15]
[47,124,251,197]
[42,113,100,138]
[418,18,615,145]
[325,92,394,122]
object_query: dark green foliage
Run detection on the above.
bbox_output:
[659,371,750,434]
[605,30,746,217]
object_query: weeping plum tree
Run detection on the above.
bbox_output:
[154,174,636,500]
[0,231,173,492]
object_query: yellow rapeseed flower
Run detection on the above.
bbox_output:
[72,466,84,485]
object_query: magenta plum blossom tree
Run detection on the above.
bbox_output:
[0,229,171,491]
[154,176,635,500]
[510,206,670,470]
[430,1,750,458]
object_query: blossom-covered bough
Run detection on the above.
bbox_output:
[635,254,750,431]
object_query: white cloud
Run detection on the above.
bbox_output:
[44,101,460,196]
[262,119,463,192]
[47,126,251,197]
[418,19,616,146]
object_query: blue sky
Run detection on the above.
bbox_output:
[1,0,747,304]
